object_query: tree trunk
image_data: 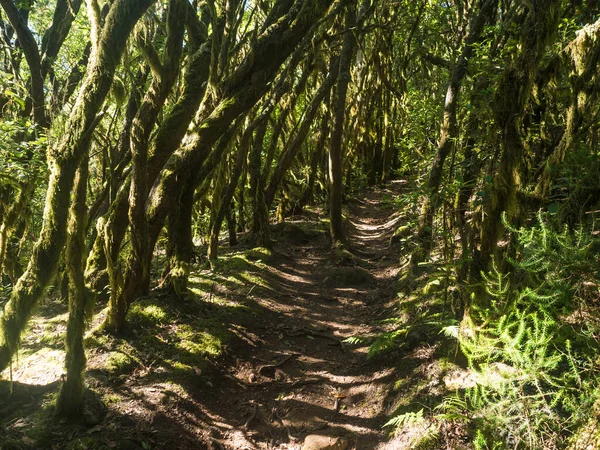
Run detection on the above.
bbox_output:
[478,0,560,271]
[104,0,186,333]
[237,172,247,232]
[165,183,196,296]
[57,158,90,417]
[0,0,156,372]
[0,183,32,280]
[329,5,358,246]
[226,205,238,246]
[85,34,212,295]
[296,112,330,212]
[265,58,339,209]
[144,0,337,248]
[250,120,272,247]
[412,0,497,266]
[208,138,247,259]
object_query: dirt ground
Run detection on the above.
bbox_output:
[1,181,461,450]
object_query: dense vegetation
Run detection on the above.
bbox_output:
[0,0,599,448]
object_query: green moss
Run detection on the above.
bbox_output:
[390,225,411,246]
[331,247,358,266]
[422,279,443,295]
[569,400,600,450]
[394,377,409,391]
[238,271,269,288]
[244,247,272,262]
[128,302,170,326]
[84,331,110,348]
[103,394,122,404]
[272,222,325,244]
[175,324,223,360]
[105,351,136,375]
[213,255,253,273]
[163,359,204,377]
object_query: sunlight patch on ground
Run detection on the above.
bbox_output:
[1,348,64,384]
[313,368,396,386]
[0,300,68,384]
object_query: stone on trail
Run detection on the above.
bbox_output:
[301,434,350,450]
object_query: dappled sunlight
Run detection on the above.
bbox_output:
[0,298,68,385]
[1,182,408,449]
[2,349,64,385]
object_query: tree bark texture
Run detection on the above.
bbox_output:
[0,0,157,372]
[329,5,358,246]
[413,0,497,265]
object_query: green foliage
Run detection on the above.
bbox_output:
[452,214,600,448]
[0,119,47,184]
[367,312,458,359]
[0,73,27,114]
[342,335,367,345]
[383,408,424,430]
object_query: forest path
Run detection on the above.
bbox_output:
[0,181,416,450]
[200,180,407,450]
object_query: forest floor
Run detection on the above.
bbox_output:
[1,181,467,450]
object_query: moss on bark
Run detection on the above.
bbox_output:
[57,159,91,417]
[0,0,157,372]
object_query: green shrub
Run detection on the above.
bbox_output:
[452,214,600,449]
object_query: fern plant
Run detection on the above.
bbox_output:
[452,213,600,449]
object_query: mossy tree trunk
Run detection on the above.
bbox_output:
[237,170,247,232]
[328,4,359,247]
[296,111,330,212]
[534,20,600,199]
[208,135,248,259]
[249,120,272,248]
[164,183,196,296]
[260,57,312,187]
[84,69,148,296]
[226,204,238,246]
[381,94,395,184]
[57,157,90,417]
[84,28,212,295]
[145,0,337,246]
[0,0,84,282]
[265,58,339,209]
[412,0,497,267]
[104,0,186,333]
[0,0,47,126]
[478,0,561,271]
[96,0,336,328]
[455,80,489,284]
[0,0,157,372]
[0,183,32,282]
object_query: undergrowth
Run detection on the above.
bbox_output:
[379,212,600,449]
[449,214,600,449]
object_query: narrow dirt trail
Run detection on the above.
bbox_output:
[199,181,406,449]
[0,182,411,450]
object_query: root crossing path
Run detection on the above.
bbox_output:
[200,181,406,450]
